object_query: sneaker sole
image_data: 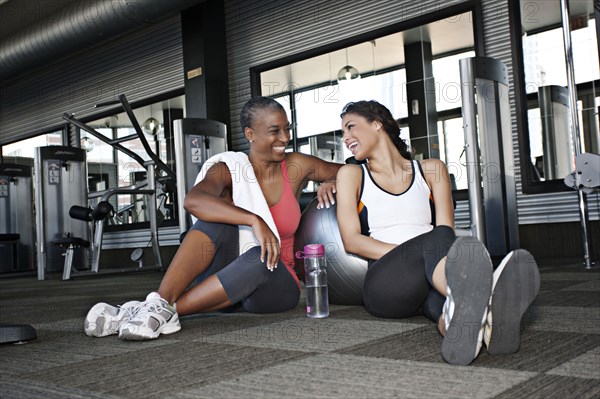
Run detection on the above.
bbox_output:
[486,249,540,355]
[119,317,181,341]
[442,237,493,366]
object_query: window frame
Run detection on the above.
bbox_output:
[509,0,600,194]
[250,2,483,200]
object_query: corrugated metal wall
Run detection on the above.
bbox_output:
[223,0,599,226]
[0,15,184,144]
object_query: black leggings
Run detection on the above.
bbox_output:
[190,220,300,313]
[362,225,456,322]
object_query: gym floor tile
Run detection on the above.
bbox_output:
[178,353,537,399]
[25,342,309,399]
[175,312,306,340]
[329,303,432,325]
[201,318,422,352]
[532,290,600,307]
[538,279,597,291]
[524,306,600,334]
[471,330,599,372]
[0,329,175,376]
[335,325,445,364]
[540,272,600,281]
[0,377,118,399]
[492,374,600,399]
[561,279,600,291]
[337,327,598,373]
[546,346,600,380]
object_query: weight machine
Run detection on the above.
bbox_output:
[54,94,176,279]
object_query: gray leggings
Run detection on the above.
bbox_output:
[190,219,300,313]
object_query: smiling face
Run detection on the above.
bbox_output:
[246,108,291,161]
[341,112,380,161]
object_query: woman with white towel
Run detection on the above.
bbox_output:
[85,96,342,340]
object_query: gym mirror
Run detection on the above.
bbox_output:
[514,0,599,192]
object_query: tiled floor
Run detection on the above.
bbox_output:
[1,261,598,398]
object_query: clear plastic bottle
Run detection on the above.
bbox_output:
[296,244,329,318]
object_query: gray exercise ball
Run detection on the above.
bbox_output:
[295,198,368,305]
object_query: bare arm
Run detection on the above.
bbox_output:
[420,158,455,228]
[286,152,343,209]
[336,164,396,260]
[184,162,255,226]
[184,162,280,270]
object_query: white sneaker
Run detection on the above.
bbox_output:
[441,237,493,366]
[484,249,540,355]
[119,292,180,341]
[84,301,141,337]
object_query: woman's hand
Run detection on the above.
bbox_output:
[316,180,337,209]
[251,216,280,271]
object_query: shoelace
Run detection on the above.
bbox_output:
[130,299,166,321]
[117,304,140,321]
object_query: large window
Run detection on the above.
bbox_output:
[290,69,409,139]
[257,7,478,195]
[432,52,476,112]
[2,131,63,158]
[82,128,113,164]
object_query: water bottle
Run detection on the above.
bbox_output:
[296,244,329,318]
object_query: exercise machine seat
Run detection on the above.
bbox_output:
[51,236,90,280]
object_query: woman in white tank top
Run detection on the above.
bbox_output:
[336,100,540,366]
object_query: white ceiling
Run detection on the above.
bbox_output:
[261,11,476,95]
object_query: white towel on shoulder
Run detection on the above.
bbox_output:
[190,151,280,255]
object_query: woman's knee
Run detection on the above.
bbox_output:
[238,247,272,282]
[238,246,264,264]
[190,220,238,248]
[363,290,420,318]
[363,272,424,318]
[243,289,299,313]
[274,291,300,312]
[242,279,299,314]
[241,254,300,313]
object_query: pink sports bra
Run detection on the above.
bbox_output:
[269,159,301,287]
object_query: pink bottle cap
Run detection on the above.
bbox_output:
[295,243,325,258]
